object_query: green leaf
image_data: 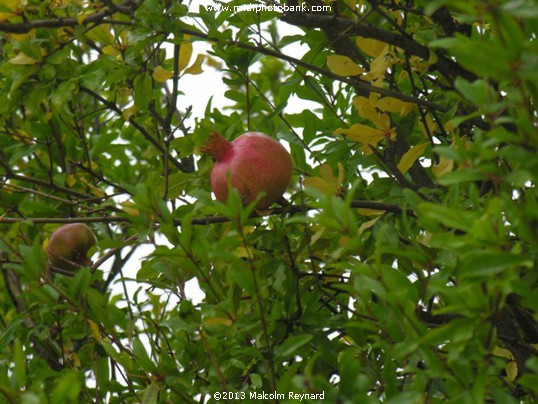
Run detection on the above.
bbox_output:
[460,252,533,278]
[454,77,497,107]
[417,203,477,232]
[275,334,313,359]
[51,371,82,403]
[133,73,152,110]
[12,339,26,388]
[226,262,255,294]
[141,382,159,404]
[430,35,514,80]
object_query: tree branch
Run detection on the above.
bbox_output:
[0,200,415,226]
[175,27,449,112]
[281,11,477,83]
[0,0,140,34]
[79,86,191,173]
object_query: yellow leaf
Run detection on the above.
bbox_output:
[89,320,101,341]
[303,176,334,194]
[90,161,99,171]
[353,96,379,122]
[335,123,385,144]
[419,231,433,246]
[0,0,20,22]
[9,52,36,65]
[493,346,514,360]
[184,54,205,75]
[234,246,253,260]
[0,12,15,21]
[304,164,345,195]
[80,177,106,198]
[419,114,437,137]
[77,11,94,25]
[205,55,222,69]
[336,123,395,155]
[8,29,36,41]
[506,361,518,382]
[397,142,429,174]
[178,41,193,71]
[319,163,336,183]
[373,112,392,131]
[204,317,232,327]
[432,156,454,178]
[68,352,81,368]
[121,200,139,216]
[326,55,364,77]
[102,45,120,57]
[122,105,137,121]
[340,335,355,346]
[152,65,173,82]
[376,97,417,117]
[428,50,439,65]
[310,226,326,246]
[356,37,388,58]
[362,54,388,81]
[66,174,76,187]
[337,162,345,187]
[358,216,382,236]
[492,346,517,381]
[86,24,115,45]
[352,95,391,130]
[357,208,384,216]
[409,55,429,72]
[390,10,404,26]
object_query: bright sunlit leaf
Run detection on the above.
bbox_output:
[152,65,173,82]
[356,38,388,58]
[419,114,437,137]
[0,0,20,21]
[335,123,394,155]
[184,54,205,75]
[397,143,429,174]
[9,52,37,65]
[376,97,417,116]
[357,208,384,216]
[335,123,385,142]
[304,163,345,196]
[432,156,454,178]
[66,174,77,187]
[88,320,101,341]
[77,11,94,25]
[327,55,364,77]
[122,105,138,121]
[358,216,382,236]
[102,45,120,57]
[362,54,389,81]
[178,41,193,71]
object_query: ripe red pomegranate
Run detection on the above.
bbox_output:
[201,131,292,209]
[46,223,97,274]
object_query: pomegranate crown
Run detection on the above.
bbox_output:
[200,131,232,161]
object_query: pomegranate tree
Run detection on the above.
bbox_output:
[46,223,97,275]
[201,131,292,209]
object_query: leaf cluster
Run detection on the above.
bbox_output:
[0,0,537,402]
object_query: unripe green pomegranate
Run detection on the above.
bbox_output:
[201,131,292,209]
[46,223,97,274]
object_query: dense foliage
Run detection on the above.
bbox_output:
[1,0,537,402]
